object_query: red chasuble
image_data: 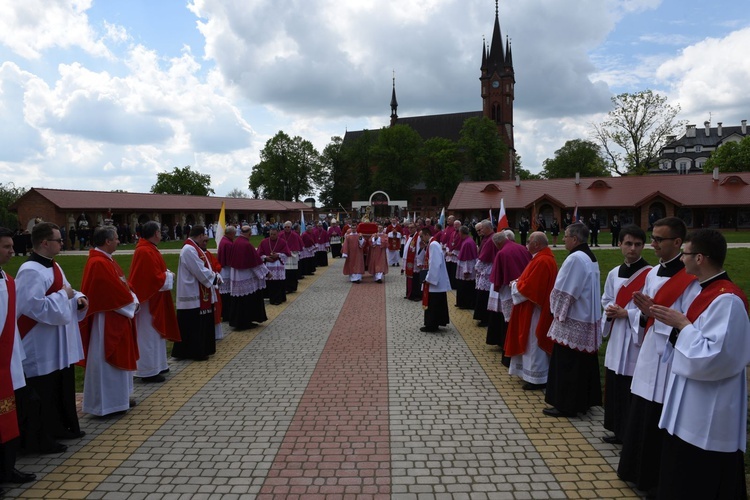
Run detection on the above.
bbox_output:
[505,247,557,357]
[78,249,139,371]
[0,274,19,443]
[128,239,180,342]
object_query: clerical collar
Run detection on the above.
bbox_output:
[29,251,54,268]
[659,252,682,268]
[570,243,596,262]
[656,252,684,277]
[94,247,113,259]
[699,271,729,289]
[618,257,649,279]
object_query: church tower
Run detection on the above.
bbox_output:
[480,0,515,179]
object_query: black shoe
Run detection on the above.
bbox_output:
[376,279,382,283]
[522,382,546,391]
[420,326,439,333]
[477,321,489,327]
[57,430,86,440]
[40,442,67,454]
[9,468,36,483]
[141,374,166,383]
[542,407,574,418]
[601,435,622,445]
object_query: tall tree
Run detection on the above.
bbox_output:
[226,188,249,198]
[342,131,376,200]
[249,131,321,201]
[704,136,750,173]
[371,125,423,199]
[421,137,462,206]
[541,139,610,179]
[317,136,353,208]
[151,166,214,196]
[592,90,684,175]
[458,116,508,181]
[0,182,27,230]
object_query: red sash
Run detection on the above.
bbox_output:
[405,234,418,278]
[615,266,651,308]
[686,279,749,322]
[17,261,63,338]
[184,239,213,314]
[644,268,696,333]
[0,274,20,443]
[421,237,438,309]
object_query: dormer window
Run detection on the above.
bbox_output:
[660,160,671,170]
[676,146,685,153]
[694,145,702,152]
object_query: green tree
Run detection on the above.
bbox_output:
[541,139,610,179]
[317,136,354,208]
[151,166,215,196]
[371,125,423,199]
[0,182,27,230]
[458,116,508,181]
[226,188,249,198]
[592,90,684,175]
[249,131,321,201]
[704,136,750,173]
[514,153,542,180]
[421,137,462,206]
[341,131,376,200]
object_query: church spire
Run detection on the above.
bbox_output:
[487,0,504,70]
[389,71,398,127]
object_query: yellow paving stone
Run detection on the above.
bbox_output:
[18,270,325,498]
[449,290,641,499]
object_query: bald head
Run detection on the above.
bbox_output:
[527,231,549,253]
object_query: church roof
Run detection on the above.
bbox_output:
[344,110,482,144]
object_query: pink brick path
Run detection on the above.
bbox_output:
[258,282,390,499]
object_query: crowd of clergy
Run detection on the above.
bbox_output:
[341,213,750,499]
[2,209,749,497]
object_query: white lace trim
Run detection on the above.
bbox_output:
[547,317,602,353]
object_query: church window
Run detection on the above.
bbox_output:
[678,162,688,174]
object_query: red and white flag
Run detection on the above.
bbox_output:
[497,198,508,230]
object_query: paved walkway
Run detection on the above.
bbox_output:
[9,259,645,499]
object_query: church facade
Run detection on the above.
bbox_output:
[342,1,515,217]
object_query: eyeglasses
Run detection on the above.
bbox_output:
[650,236,677,244]
[46,238,64,244]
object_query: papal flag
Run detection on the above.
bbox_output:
[214,201,226,248]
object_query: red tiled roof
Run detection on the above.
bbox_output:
[12,188,313,212]
[448,173,750,211]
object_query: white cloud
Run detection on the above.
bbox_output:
[0,0,111,59]
[658,28,750,123]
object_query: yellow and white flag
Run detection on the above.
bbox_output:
[214,201,226,248]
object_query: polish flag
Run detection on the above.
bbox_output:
[497,198,508,230]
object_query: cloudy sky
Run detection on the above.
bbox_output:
[1,0,748,199]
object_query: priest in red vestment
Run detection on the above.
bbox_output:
[129,221,179,383]
[79,226,139,417]
[368,225,389,283]
[505,232,557,390]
